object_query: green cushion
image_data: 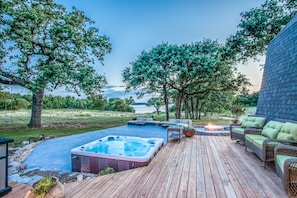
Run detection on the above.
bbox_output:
[261,121,284,139]
[253,139,264,149]
[277,122,297,141]
[245,134,267,143]
[275,154,297,173]
[241,116,266,128]
[277,133,294,140]
[232,127,245,134]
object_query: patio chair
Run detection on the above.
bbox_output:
[245,120,297,168]
[275,144,297,197]
[230,115,267,143]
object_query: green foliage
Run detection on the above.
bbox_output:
[0,0,111,127]
[11,98,30,110]
[229,92,257,123]
[1,0,111,93]
[0,91,29,110]
[123,40,251,119]
[106,97,135,112]
[97,167,115,176]
[32,177,56,197]
[88,95,107,110]
[182,126,195,131]
[0,89,136,112]
[146,97,164,114]
[230,104,246,123]
[226,0,297,62]
[197,91,234,116]
[234,92,259,107]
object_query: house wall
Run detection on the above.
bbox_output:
[256,14,297,121]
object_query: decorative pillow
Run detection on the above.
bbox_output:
[241,116,266,128]
[277,122,297,141]
[276,133,294,140]
[261,121,284,139]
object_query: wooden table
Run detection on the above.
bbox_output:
[167,125,183,142]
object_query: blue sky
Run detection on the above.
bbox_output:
[56,0,265,91]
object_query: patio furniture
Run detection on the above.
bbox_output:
[230,115,267,142]
[245,120,297,168]
[161,119,192,128]
[275,144,297,197]
[167,125,183,142]
[127,117,159,126]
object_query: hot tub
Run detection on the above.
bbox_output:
[71,135,164,173]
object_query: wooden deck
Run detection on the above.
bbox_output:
[4,136,287,198]
[4,181,31,198]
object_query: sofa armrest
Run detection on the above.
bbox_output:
[275,144,297,157]
[262,139,297,164]
[274,145,297,196]
[230,124,242,132]
[230,123,241,128]
[244,127,262,135]
[283,157,297,194]
[265,139,297,146]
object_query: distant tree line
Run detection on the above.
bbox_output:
[0,89,135,112]
[1,87,258,116]
[147,91,259,117]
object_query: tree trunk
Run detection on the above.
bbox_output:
[156,107,160,114]
[195,98,199,119]
[175,91,184,119]
[184,96,189,119]
[162,85,169,121]
[190,97,194,119]
[28,90,44,128]
[199,101,207,119]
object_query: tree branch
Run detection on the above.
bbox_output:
[0,70,29,87]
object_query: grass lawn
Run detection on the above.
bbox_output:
[0,108,255,143]
[0,109,136,143]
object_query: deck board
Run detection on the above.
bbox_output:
[196,136,207,198]
[4,182,31,198]
[200,136,216,198]
[212,136,249,198]
[4,136,287,198]
[141,140,179,197]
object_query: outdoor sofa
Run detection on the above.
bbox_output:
[275,144,297,197]
[230,115,267,142]
[127,117,192,127]
[245,119,297,168]
[160,119,192,128]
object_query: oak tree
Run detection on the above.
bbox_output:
[0,0,111,127]
[226,0,297,62]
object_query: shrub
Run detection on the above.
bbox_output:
[97,167,115,176]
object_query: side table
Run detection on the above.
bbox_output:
[167,125,183,142]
